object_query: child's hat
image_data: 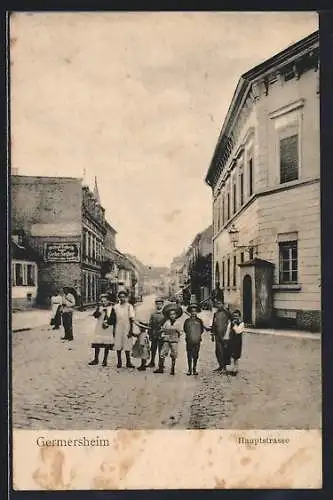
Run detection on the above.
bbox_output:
[155,297,164,304]
[187,302,201,313]
[162,303,183,319]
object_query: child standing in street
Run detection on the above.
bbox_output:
[147,298,165,368]
[228,309,244,376]
[89,293,114,367]
[183,303,205,376]
[154,303,183,376]
[132,321,151,371]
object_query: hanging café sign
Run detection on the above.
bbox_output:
[44,242,81,263]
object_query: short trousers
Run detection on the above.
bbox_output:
[160,341,178,359]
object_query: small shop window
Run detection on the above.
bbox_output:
[27,264,36,286]
[15,263,23,286]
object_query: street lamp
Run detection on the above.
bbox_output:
[228,224,258,254]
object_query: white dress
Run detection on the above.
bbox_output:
[50,295,62,319]
[113,302,135,351]
[92,305,114,345]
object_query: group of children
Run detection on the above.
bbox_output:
[88,292,244,377]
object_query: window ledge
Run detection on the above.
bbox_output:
[272,284,301,292]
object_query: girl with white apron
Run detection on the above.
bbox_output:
[113,290,135,368]
[88,294,114,367]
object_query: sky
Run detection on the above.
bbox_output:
[10,11,318,267]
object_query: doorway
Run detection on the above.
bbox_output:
[243,274,252,324]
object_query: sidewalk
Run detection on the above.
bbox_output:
[11,308,94,333]
[197,309,320,340]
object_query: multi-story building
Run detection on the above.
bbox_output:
[11,175,115,307]
[81,181,107,306]
[186,225,213,304]
[205,31,320,331]
[169,252,187,298]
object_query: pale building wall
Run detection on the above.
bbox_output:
[211,55,320,330]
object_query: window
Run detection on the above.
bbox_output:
[12,262,37,287]
[222,260,225,288]
[217,197,221,231]
[15,263,23,286]
[240,173,244,205]
[240,252,245,263]
[222,196,225,226]
[249,247,254,260]
[249,158,253,196]
[233,180,237,214]
[27,265,35,286]
[227,258,230,288]
[279,241,298,284]
[280,134,299,183]
[233,255,237,287]
[227,192,230,220]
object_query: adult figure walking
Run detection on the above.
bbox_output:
[112,289,135,368]
[211,299,231,373]
[50,289,62,330]
[61,287,76,341]
[212,283,224,307]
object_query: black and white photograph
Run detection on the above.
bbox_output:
[10,11,321,490]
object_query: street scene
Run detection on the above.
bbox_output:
[12,294,320,430]
[11,12,321,432]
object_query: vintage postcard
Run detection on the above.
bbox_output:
[9,11,321,490]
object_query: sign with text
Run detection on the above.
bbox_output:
[44,242,81,263]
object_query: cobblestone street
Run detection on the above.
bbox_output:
[12,297,321,430]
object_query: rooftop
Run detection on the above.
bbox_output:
[205,30,319,187]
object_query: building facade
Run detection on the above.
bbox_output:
[11,175,114,307]
[11,232,40,309]
[169,253,187,298]
[205,31,320,331]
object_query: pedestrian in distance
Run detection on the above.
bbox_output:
[88,293,114,367]
[154,303,183,376]
[210,299,232,373]
[50,289,62,330]
[112,289,136,369]
[147,297,165,368]
[227,309,244,376]
[183,303,205,376]
[132,321,151,371]
[60,287,76,341]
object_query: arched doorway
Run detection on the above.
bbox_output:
[215,262,220,288]
[243,274,252,324]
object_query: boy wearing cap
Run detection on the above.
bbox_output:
[148,298,165,368]
[154,304,183,376]
[183,304,205,376]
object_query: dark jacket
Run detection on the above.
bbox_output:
[149,310,165,339]
[211,307,231,338]
[184,317,204,344]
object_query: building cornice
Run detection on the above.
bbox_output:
[205,31,319,189]
[212,177,320,241]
